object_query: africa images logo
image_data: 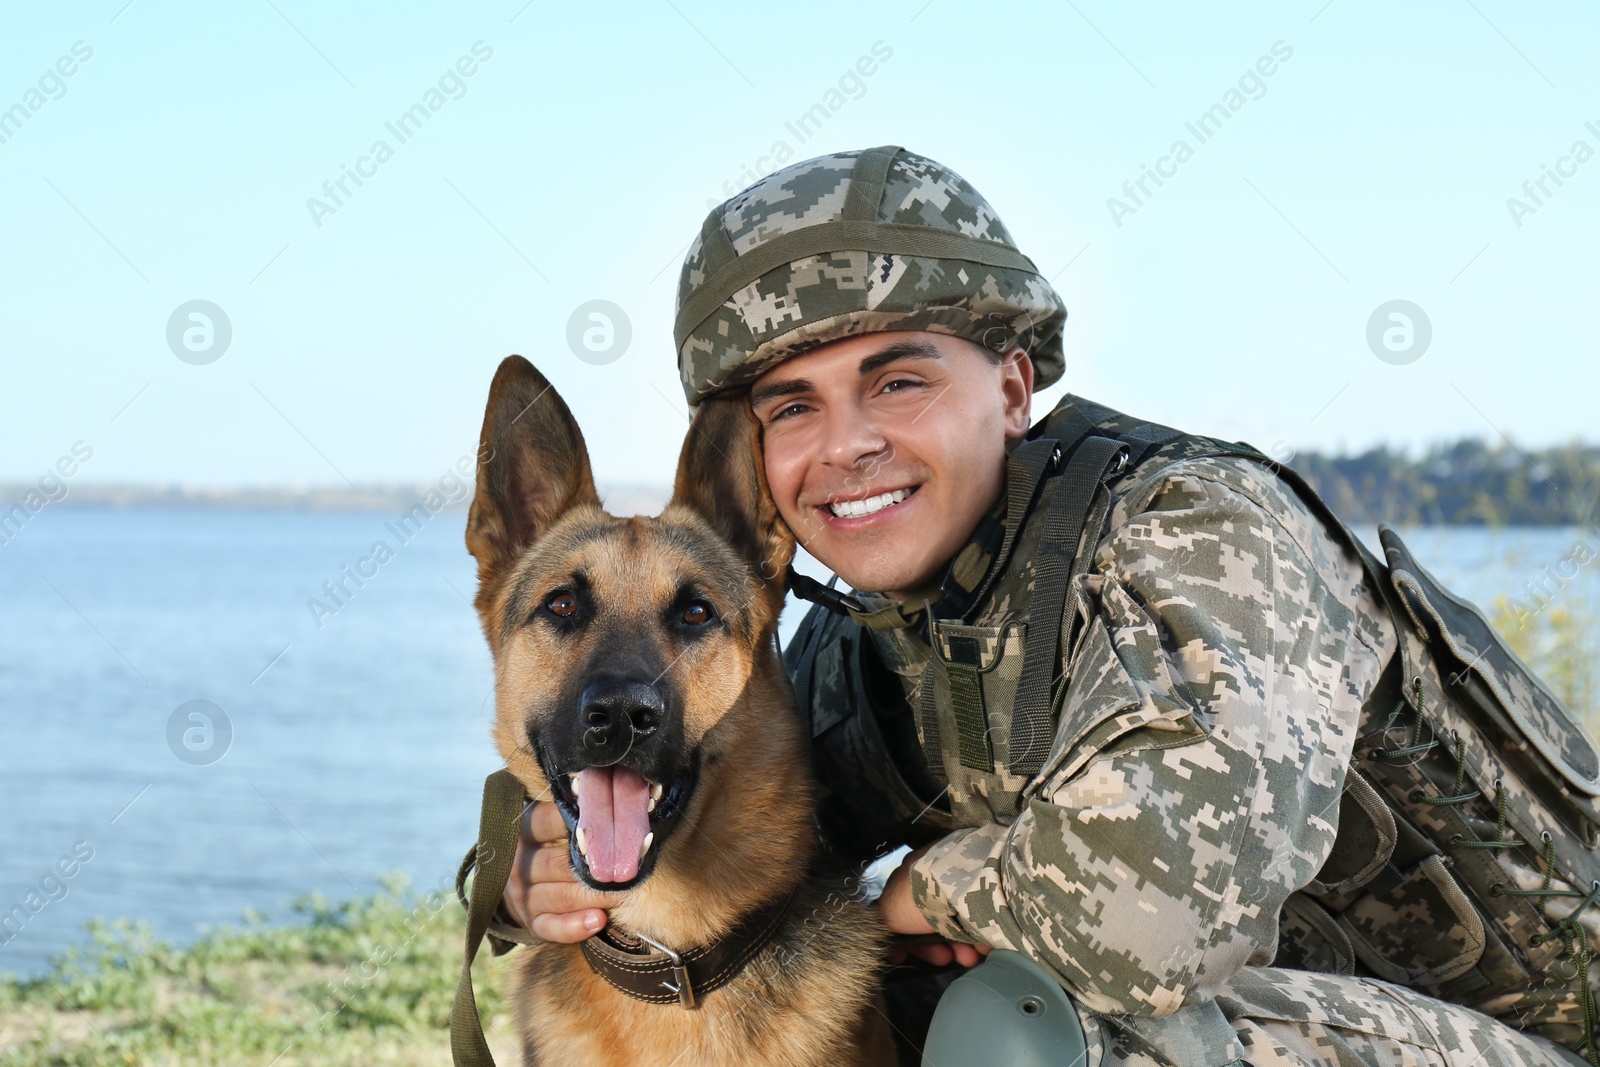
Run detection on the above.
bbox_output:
[1366,300,1432,366]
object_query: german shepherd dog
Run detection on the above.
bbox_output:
[465,356,895,1066]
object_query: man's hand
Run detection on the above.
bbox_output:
[503,800,614,942]
[880,844,992,969]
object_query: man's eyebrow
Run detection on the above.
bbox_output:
[750,375,814,409]
[750,340,943,409]
[857,340,943,376]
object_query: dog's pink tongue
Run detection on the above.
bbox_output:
[576,766,651,883]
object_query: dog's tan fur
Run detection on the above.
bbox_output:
[465,356,894,1067]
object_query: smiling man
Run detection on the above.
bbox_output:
[497,147,1587,1067]
[750,333,1031,603]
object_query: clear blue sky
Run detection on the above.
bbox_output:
[3,0,1596,489]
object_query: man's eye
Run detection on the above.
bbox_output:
[770,402,809,421]
[881,378,923,394]
[545,592,577,617]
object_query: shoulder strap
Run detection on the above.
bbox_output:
[451,769,529,1067]
[962,437,1062,611]
[1008,434,1132,775]
[1004,407,1392,778]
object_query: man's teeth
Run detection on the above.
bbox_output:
[828,488,912,519]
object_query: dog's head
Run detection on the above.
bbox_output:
[465,356,796,891]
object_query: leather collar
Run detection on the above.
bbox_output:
[579,886,798,1009]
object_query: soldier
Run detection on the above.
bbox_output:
[498,146,1589,1066]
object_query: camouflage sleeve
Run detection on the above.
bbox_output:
[908,457,1397,1018]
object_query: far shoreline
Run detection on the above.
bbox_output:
[0,482,672,516]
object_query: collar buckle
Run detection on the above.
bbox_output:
[635,931,697,1010]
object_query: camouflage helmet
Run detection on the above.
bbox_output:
[674,145,1067,405]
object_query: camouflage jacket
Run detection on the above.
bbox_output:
[786,394,1399,1021]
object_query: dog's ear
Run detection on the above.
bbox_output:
[466,356,599,590]
[670,390,795,604]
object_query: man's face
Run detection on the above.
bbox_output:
[749,331,1033,600]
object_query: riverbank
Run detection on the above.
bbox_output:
[0,875,514,1067]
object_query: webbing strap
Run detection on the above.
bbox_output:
[843,145,900,221]
[971,438,1060,608]
[1039,409,1099,454]
[451,769,528,1067]
[946,661,992,771]
[1008,435,1131,775]
[1041,394,1184,468]
[673,221,1041,350]
[696,207,741,276]
[918,658,943,757]
[1037,394,1120,451]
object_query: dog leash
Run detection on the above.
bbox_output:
[451,768,528,1067]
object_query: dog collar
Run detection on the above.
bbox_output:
[579,885,798,1009]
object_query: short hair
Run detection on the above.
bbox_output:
[959,336,1025,367]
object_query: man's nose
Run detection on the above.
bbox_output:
[819,403,891,469]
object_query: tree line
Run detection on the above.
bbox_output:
[1286,438,1600,527]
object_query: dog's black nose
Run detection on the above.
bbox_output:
[578,678,665,748]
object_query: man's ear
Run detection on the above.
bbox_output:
[465,356,599,595]
[669,390,795,609]
[1000,344,1034,439]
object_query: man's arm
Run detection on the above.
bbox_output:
[904,459,1395,1017]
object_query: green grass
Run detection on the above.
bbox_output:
[1491,598,1600,734]
[0,874,515,1067]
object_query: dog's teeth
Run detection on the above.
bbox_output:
[647,796,657,813]
[639,832,653,860]
[575,827,588,856]
[570,772,581,798]
[650,782,663,801]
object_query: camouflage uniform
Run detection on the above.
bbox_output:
[678,147,1585,1066]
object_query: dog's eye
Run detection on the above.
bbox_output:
[682,600,715,626]
[546,592,578,618]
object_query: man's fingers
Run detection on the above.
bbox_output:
[527,841,579,886]
[529,909,607,944]
[888,939,990,969]
[529,800,568,845]
[516,877,613,924]
[953,943,993,967]
[519,799,538,845]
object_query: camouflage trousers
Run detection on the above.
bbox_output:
[1095,968,1586,1067]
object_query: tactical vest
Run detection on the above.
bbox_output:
[786,393,1600,1061]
